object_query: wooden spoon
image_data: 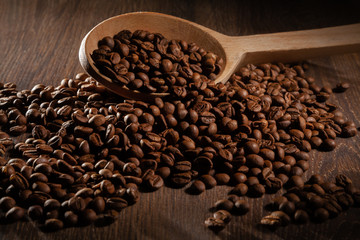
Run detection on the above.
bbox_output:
[79,12,360,101]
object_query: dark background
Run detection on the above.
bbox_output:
[0,0,360,239]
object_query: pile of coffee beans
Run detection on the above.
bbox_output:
[92,30,222,94]
[260,174,359,228]
[0,30,357,233]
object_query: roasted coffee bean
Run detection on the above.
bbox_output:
[28,205,43,221]
[233,199,249,215]
[64,211,78,226]
[44,199,61,212]
[200,175,217,189]
[322,138,336,151]
[6,206,26,222]
[246,154,264,168]
[214,173,230,185]
[0,196,16,211]
[146,175,164,191]
[334,82,350,92]
[279,201,295,215]
[294,209,309,224]
[44,218,64,231]
[213,210,231,223]
[69,196,86,212]
[171,172,191,187]
[214,199,234,211]
[0,53,357,232]
[10,172,29,190]
[270,211,291,226]
[313,208,329,222]
[230,183,248,196]
[288,176,304,189]
[80,209,97,225]
[204,217,226,232]
[260,213,281,228]
[248,184,265,198]
[188,180,206,194]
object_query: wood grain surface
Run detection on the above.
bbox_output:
[0,0,360,239]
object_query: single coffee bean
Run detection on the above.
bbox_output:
[288,176,304,189]
[64,211,78,226]
[248,183,265,198]
[0,196,16,211]
[214,199,234,211]
[6,206,25,222]
[270,211,291,226]
[80,208,97,225]
[188,180,206,194]
[28,205,43,221]
[44,218,64,231]
[294,209,309,224]
[69,196,86,212]
[200,175,217,189]
[213,210,231,223]
[230,183,248,196]
[147,175,164,191]
[106,197,128,211]
[233,199,249,215]
[204,217,226,232]
[322,138,336,151]
[279,201,295,215]
[313,208,329,222]
[214,173,230,185]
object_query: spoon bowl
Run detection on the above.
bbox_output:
[79,12,360,101]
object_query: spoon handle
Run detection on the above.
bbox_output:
[227,23,360,66]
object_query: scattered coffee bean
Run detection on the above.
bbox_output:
[213,210,231,223]
[0,50,356,233]
[204,217,226,232]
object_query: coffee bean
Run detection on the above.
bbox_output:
[200,175,217,189]
[248,183,265,198]
[188,180,205,194]
[106,197,128,211]
[214,173,230,185]
[230,183,248,196]
[334,82,350,92]
[294,209,309,224]
[322,138,336,151]
[171,172,191,187]
[90,196,105,214]
[204,217,226,232]
[147,175,164,191]
[233,199,249,215]
[279,201,295,215]
[6,206,25,222]
[246,154,264,168]
[214,199,234,211]
[64,211,78,226]
[288,176,304,189]
[260,215,282,228]
[28,205,43,221]
[44,218,64,231]
[80,209,97,225]
[313,208,329,222]
[69,196,86,212]
[88,114,106,127]
[44,199,61,212]
[0,196,16,211]
[213,210,231,223]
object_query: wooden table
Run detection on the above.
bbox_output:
[0,0,360,239]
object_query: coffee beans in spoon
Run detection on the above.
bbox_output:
[91,29,223,95]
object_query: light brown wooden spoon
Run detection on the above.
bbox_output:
[79,12,360,101]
